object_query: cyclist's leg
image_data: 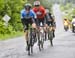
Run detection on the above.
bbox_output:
[45,20,49,32]
[36,19,41,45]
[24,24,29,50]
[40,18,47,41]
[37,19,41,32]
[24,26,29,45]
[44,19,48,40]
[23,20,29,49]
[21,19,28,41]
[51,21,55,37]
[46,21,52,31]
[21,19,29,50]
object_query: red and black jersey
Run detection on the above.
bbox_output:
[33,6,46,19]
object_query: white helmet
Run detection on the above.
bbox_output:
[45,9,49,13]
[34,1,40,6]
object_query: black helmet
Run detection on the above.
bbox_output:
[64,18,67,21]
[72,16,75,18]
[24,3,32,10]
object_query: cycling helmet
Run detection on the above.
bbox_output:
[64,18,67,21]
[24,3,32,10]
[45,9,49,13]
[72,16,75,18]
[34,1,40,6]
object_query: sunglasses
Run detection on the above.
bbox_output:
[35,5,39,7]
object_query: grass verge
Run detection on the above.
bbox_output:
[0,31,23,41]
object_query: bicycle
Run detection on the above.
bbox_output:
[37,22,45,51]
[47,24,54,46]
[22,16,37,55]
[27,24,37,55]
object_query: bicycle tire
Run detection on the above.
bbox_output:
[48,30,53,46]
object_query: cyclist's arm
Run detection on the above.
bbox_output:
[31,10,37,23]
[44,17,47,25]
[44,14,48,24]
[41,8,46,18]
[49,13,53,20]
[49,13,52,19]
[21,11,25,25]
[71,19,74,24]
[21,10,25,19]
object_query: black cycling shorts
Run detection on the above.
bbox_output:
[21,18,33,31]
[46,21,54,27]
[36,18,45,27]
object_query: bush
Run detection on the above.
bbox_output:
[60,3,74,21]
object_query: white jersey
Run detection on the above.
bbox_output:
[72,18,75,24]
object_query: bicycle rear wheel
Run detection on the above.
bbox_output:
[40,32,44,50]
[48,30,53,46]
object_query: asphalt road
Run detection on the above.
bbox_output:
[0,29,75,58]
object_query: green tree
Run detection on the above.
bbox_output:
[0,0,27,35]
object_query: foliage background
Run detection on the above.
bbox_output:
[0,0,27,40]
[0,0,75,40]
[60,3,75,21]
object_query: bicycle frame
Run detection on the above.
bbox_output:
[27,24,36,55]
[37,22,45,51]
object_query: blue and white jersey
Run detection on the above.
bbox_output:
[21,9,37,19]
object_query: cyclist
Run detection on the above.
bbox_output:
[71,16,75,32]
[45,8,56,37]
[33,1,46,46]
[21,3,36,50]
[33,1,46,28]
[64,18,69,26]
[64,18,70,28]
[72,16,75,24]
